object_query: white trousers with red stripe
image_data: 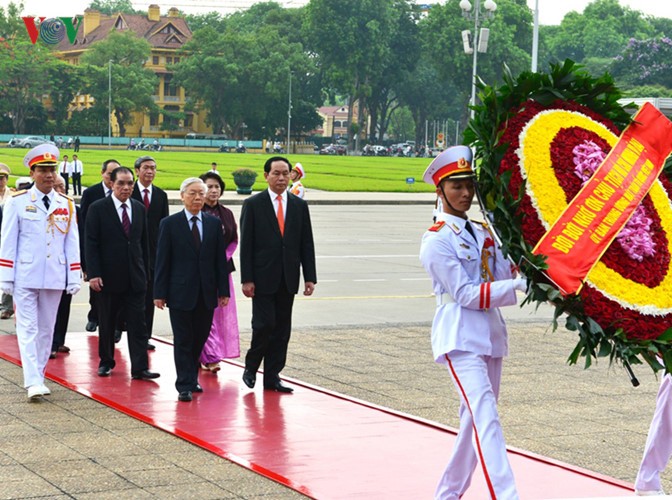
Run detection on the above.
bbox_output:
[435,351,518,500]
[13,287,62,388]
[635,372,672,492]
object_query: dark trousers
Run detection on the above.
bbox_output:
[144,277,156,337]
[87,287,98,323]
[61,173,69,194]
[71,173,81,195]
[245,277,295,385]
[52,291,71,351]
[169,292,214,393]
[97,289,148,373]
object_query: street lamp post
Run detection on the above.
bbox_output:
[459,0,497,119]
[108,59,112,148]
[287,71,292,154]
[531,0,539,72]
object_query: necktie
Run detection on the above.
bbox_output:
[42,195,50,210]
[121,203,131,237]
[106,189,111,197]
[276,195,285,235]
[143,188,150,210]
[464,220,477,242]
[191,216,201,251]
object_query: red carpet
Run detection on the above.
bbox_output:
[0,333,634,499]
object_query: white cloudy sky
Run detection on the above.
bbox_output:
[4,0,672,25]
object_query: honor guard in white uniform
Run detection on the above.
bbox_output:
[0,144,81,401]
[289,162,305,199]
[419,145,527,500]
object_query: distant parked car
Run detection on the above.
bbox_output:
[320,143,347,156]
[10,136,54,148]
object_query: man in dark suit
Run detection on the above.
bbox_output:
[131,155,169,348]
[80,159,118,333]
[154,177,230,402]
[240,156,317,393]
[85,166,159,380]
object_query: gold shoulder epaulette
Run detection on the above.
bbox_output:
[57,192,74,201]
[428,221,446,232]
[470,219,487,227]
[12,190,27,197]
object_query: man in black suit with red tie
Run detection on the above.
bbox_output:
[131,155,169,347]
[240,156,317,393]
[80,159,119,333]
[85,166,159,380]
[154,177,230,402]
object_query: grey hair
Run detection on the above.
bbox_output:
[180,177,206,194]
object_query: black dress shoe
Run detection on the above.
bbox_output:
[85,321,97,332]
[264,380,294,393]
[49,351,57,359]
[131,370,160,380]
[97,366,112,377]
[146,342,156,351]
[193,384,203,393]
[242,369,256,388]
[178,391,192,402]
[114,330,122,343]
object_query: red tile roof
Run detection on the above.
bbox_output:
[56,10,192,52]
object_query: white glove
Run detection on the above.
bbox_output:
[0,282,13,295]
[513,278,527,293]
[66,284,81,295]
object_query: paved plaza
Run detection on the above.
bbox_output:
[0,194,669,498]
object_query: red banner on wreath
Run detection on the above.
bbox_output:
[533,102,672,296]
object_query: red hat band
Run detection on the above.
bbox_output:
[30,152,58,168]
[431,157,472,185]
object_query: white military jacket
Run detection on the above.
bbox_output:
[0,187,81,289]
[419,213,518,364]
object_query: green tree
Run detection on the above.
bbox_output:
[80,31,157,137]
[305,0,400,150]
[610,37,672,89]
[544,0,654,64]
[0,1,25,37]
[175,8,320,140]
[0,38,55,133]
[47,61,81,132]
[184,11,227,33]
[365,0,420,144]
[422,0,532,124]
[87,0,141,15]
[0,2,59,133]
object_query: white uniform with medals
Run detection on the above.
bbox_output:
[420,212,519,500]
[0,187,81,388]
[289,180,304,199]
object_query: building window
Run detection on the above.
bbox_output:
[184,113,193,128]
[166,56,173,65]
[163,74,178,97]
[159,24,176,34]
[162,105,181,129]
[149,111,159,127]
[174,57,180,64]
[152,56,159,65]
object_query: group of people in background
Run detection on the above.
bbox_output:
[58,154,84,196]
[0,144,316,405]
[49,135,80,152]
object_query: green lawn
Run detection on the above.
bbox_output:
[0,148,435,192]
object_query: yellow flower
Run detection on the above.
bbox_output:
[517,109,672,312]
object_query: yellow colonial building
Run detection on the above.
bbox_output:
[54,4,211,138]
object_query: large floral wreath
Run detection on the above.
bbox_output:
[465,60,672,374]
